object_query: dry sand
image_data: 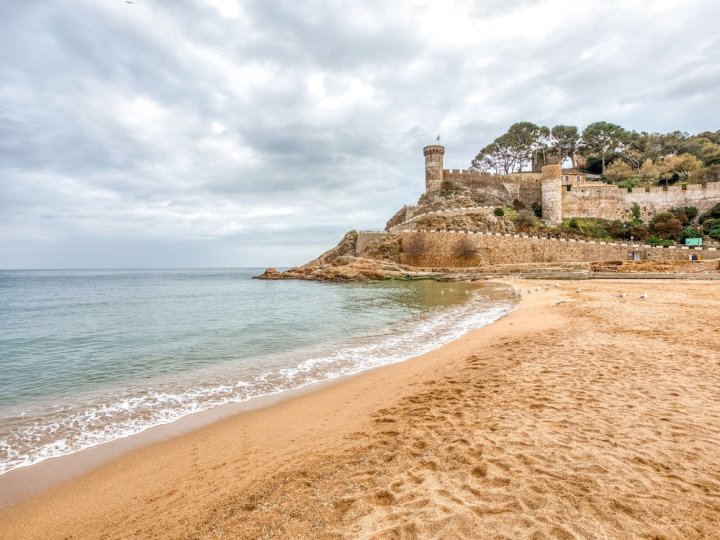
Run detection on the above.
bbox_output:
[1,279,719,539]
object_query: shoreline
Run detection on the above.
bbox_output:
[0,375,356,509]
[2,278,719,538]
[0,282,516,510]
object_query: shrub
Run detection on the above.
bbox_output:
[680,227,704,242]
[669,206,699,225]
[515,209,537,228]
[649,212,683,240]
[493,207,504,217]
[560,218,612,239]
[402,234,428,259]
[631,202,641,222]
[629,223,650,241]
[702,218,720,240]
[608,220,627,239]
[617,178,638,189]
[454,236,477,259]
[608,220,649,241]
[699,202,720,223]
[645,236,675,247]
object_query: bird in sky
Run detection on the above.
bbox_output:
[126,1,134,4]
[436,135,440,141]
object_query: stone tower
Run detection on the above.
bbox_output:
[423,144,445,193]
[541,159,563,224]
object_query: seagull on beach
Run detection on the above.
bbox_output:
[576,288,581,293]
[618,293,626,299]
[555,299,564,305]
[640,291,648,300]
[554,283,560,288]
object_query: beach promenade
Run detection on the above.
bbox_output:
[2,279,719,539]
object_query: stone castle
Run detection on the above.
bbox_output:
[423,145,720,223]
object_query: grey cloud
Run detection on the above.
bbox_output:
[1,0,719,268]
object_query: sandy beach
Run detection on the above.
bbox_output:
[1,279,719,539]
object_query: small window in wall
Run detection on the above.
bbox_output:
[566,184,572,191]
[576,175,580,181]
[564,176,569,181]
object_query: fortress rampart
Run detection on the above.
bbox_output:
[356,230,719,267]
[561,182,720,221]
[440,168,542,209]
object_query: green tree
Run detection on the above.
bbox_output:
[472,122,547,174]
[582,121,629,174]
[604,159,634,182]
[549,125,581,167]
[472,140,518,174]
[658,154,703,183]
[686,136,720,166]
[638,159,660,183]
[503,122,547,172]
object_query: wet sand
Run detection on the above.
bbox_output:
[1,279,719,539]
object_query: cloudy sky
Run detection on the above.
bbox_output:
[1,0,719,268]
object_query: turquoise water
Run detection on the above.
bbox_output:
[0,269,514,474]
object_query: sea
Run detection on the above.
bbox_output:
[0,268,515,476]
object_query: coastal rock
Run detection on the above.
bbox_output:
[260,256,420,282]
[257,230,423,281]
[257,267,283,279]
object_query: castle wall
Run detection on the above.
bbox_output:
[441,169,542,208]
[356,231,719,267]
[562,182,720,221]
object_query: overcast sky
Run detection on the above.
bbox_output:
[1,0,719,268]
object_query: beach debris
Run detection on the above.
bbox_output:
[618,293,626,299]
[575,288,581,293]
[640,291,648,300]
[554,283,560,288]
[555,299,564,305]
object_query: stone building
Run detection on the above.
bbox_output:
[422,144,720,224]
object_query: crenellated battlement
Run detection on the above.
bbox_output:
[569,182,720,195]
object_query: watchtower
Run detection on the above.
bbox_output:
[423,145,445,193]
[541,158,563,224]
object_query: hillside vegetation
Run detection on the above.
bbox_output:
[472,122,720,186]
